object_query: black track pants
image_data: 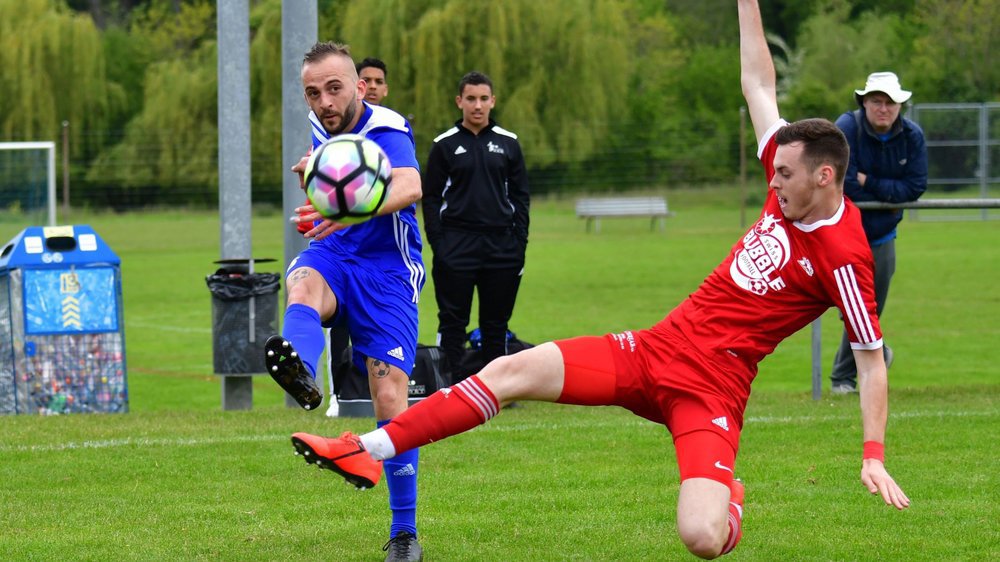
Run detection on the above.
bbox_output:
[433,263,523,374]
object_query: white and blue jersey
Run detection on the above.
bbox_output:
[307,103,424,296]
[291,102,425,374]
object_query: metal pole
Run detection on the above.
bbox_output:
[248,258,256,344]
[46,142,56,226]
[281,1,317,408]
[217,0,252,262]
[282,1,315,272]
[217,0,253,411]
[853,199,1000,209]
[909,104,919,222]
[61,121,70,218]
[979,104,989,220]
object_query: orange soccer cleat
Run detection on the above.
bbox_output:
[291,431,383,489]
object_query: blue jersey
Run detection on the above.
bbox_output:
[307,103,424,302]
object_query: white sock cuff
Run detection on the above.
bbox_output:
[360,428,396,461]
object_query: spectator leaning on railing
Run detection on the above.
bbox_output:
[830,72,927,394]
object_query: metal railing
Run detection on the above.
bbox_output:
[809,198,1000,399]
[909,102,1000,221]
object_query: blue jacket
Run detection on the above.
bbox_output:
[835,108,928,245]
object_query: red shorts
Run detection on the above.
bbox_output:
[554,331,746,484]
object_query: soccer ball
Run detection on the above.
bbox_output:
[304,134,392,224]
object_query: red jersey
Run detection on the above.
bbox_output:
[657,120,882,395]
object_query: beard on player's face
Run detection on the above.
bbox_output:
[323,97,358,136]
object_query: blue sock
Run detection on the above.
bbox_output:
[281,303,324,377]
[379,418,418,538]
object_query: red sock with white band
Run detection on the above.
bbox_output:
[720,480,744,555]
[721,504,743,555]
[378,375,500,458]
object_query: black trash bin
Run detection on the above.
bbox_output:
[205,259,279,410]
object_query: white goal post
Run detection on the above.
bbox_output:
[0,141,57,226]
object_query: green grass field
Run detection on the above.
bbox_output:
[1,192,997,560]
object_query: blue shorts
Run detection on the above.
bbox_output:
[288,247,421,376]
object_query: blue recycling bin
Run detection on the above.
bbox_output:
[0,225,128,415]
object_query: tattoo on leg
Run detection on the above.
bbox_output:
[370,359,392,379]
[287,269,310,288]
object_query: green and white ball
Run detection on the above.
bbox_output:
[304,134,392,224]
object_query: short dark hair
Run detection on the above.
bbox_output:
[458,71,493,96]
[356,57,387,79]
[303,41,352,66]
[775,118,849,184]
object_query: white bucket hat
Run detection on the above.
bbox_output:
[855,72,912,105]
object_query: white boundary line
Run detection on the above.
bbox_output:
[127,321,212,335]
[0,433,286,453]
[0,408,993,454]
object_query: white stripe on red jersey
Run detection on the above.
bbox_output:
[835,264,877,344]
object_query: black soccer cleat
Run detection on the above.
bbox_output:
[382,532,423,562]
[265,335,322,410]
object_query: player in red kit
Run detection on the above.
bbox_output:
[286,1,910,558]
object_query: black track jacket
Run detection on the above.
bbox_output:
[422,119,529,269]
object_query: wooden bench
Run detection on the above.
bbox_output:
[575,196,673,233]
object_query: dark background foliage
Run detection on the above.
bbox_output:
[1,0,997,209]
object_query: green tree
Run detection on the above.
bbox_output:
[84,0,219,203]
[666,0,738,46]
[340,0,632,177]
[0,0,124,154]
[85,43,218,204]
[910,0,1000,102]
[11,0,964,206]
[780,0,909,121]
[610,11,686,185]
[86,0,288,205]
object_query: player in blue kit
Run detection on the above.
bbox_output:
[264,42,426,562]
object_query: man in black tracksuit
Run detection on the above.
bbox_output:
[422,71,529,380]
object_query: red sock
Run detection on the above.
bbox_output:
[720,502,743,555]
[383,375,500,455]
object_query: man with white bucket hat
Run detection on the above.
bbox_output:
[830,72,928,394]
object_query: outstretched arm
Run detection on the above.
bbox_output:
[738,0,781,144]
[854,347,911,510]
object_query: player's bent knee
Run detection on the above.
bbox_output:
[284,282,307,305]
[369,370,411,417]
[677,523,725,560]
[372,387,406,412]
[479,344,564,403]
[486,353,520,375]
